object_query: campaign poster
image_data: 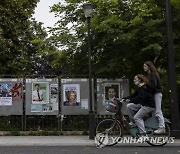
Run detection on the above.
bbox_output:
[50,84,58,111]
[103,83,120,108]
[100,83,120,113]
[63,84,80,106]
[32,82,49,104]
[104,83,120,100]
[81,99,89,110]
[0,83,13,106]
[42,104,53,112]
[31,104,43,112]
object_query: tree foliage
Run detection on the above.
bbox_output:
[0,0,179,92]
[0,0,58,76]
[0,0,36,75]
[49,0,179,78]
[49,0,180,108]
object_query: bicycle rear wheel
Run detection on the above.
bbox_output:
[95,119,123,147]
[146,123,171,146]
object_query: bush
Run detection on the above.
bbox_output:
[9,131,20,136]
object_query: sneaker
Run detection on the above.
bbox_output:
[154,127,166,134]
[138,134,149,142]
[129,122,136,127]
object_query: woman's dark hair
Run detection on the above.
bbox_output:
[144,61,160,78]
[136,74,149,85]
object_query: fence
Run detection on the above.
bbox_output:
[0,77,170,133]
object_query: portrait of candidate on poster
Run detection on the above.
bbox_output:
[63,84,80,106]
[0,83,12,97]
[0,83,13,106]
[32,82,49,104]
[104,84,120,101]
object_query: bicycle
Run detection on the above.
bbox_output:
[95,98,171,147]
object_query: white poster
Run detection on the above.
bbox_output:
[81,99,88,110]
[50,83,58,111]
[0,97,12,106]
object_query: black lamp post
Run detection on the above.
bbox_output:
[165,0,180,137]
[83,3,95,139]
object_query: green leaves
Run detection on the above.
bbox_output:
[47,0,180,98]
[0,0,59,76]
[1,0,179,89]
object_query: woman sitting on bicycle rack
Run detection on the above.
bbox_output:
[123,74,155,140]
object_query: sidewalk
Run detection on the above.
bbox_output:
[0,136,179,146]
[0,136,95,146]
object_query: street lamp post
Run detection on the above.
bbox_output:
[83,3,95,139]
[165,0,180,137]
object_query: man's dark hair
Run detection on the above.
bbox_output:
[35,84,40,87]
[108,86,115,91]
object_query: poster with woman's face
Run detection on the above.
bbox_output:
[63,84,80,106]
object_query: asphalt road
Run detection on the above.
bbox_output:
[0,146,180,154]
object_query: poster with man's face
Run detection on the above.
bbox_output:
[103,83,120,113]
[32,82,49,104]
[31,82,51,112]
[104,83,120,100]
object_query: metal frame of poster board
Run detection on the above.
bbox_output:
[96,79,129,115]
[61,78,94,115]
[0,78,23,115]
[25,78,59,115]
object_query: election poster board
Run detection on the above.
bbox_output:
[96,79,129,115]
[25,78,59,115]
[0,79,23,115]
[61,78,93,115]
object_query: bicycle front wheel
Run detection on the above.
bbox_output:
[146,123,171,146]
[95,119,123,146]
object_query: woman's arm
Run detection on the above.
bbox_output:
[148,73,157,91]
[129,87,146,104]
[122,90,138,100]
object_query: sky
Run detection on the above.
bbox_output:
[33,0,60,28]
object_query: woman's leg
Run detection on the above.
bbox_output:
[134,106,154,135]
[154,93,165,128]
[126,103,141,122]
